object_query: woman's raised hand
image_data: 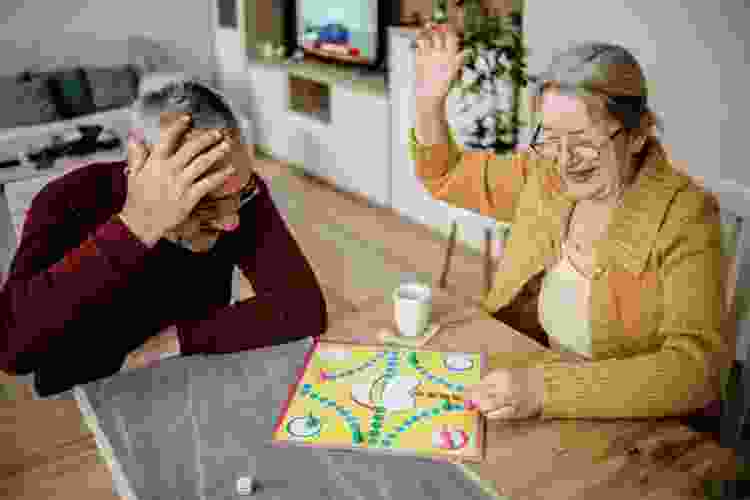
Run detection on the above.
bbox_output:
[414,22,469,105]
[119,114,236,246]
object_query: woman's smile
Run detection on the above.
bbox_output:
[566,166,600,183]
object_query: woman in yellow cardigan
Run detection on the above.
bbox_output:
[412,24,728,421]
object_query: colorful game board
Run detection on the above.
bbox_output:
[271,339,486,462]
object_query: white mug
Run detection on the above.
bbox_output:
[393,283,433,337]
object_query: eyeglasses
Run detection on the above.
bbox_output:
[191,174,259,219]
[529,125,624,162]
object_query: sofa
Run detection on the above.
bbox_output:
[0,66,212,166]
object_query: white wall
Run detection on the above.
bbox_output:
[524,0,750,191]
[0,0,217,83]
[214,25,253,115]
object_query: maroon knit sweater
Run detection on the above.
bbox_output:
[0,161,327,395]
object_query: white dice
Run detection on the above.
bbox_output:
[236,475,255,496]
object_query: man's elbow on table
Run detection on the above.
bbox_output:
[299,285,327,338]
[0,327,36,376]
[292,278,327,339]
[0,350,36,377]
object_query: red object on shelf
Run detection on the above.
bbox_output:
[350,47,360,56]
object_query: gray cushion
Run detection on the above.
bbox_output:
[84,65,139,111]
[46,67,96,118]
[0,73,59,129]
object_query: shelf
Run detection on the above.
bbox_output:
[247,54,388,98]
[288,75,331,124]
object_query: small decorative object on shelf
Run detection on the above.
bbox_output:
[446,0,529,155]
[257,41,275,58]
[257,41,287,59]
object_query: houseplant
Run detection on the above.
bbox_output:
[445,0,529,155]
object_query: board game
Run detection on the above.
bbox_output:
[271,339,486,462]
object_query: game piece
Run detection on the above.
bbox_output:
[270,340,486,462]
[236,475,255,496]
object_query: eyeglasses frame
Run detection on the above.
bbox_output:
[529,124,625,162]
[190,174,259,221]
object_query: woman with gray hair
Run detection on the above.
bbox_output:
[411,23,727,422]
[0,79,327,397]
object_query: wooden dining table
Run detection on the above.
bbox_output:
[322,287,738,500]
[0,287,737,500]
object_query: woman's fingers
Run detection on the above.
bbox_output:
[485,405,518,420]
[465,390,498,413]
[415,31,432,56]
[465,384,516,415]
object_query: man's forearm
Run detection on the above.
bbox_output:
[0,217,153,374]
[175,178,327,355]
[415,97,451,146]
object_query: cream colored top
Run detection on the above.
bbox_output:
[539,240,594,358]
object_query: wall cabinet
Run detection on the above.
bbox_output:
[246,60,391,208]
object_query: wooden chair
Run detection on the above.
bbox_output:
[715,209,750,458]
[438,220,511,296]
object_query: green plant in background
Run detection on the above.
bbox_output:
[447,0,529,155]
[432,0,448,23]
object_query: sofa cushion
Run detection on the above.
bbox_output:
[84,65,140,111]
[0,73,59,129]
[46,67,96,119]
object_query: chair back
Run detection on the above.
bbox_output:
[716,210,750,455]
[719,211,744,363]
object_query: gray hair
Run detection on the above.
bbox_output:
[130,78,250,146]
[530,41,664,136]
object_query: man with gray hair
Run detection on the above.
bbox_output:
[0,79,327,397]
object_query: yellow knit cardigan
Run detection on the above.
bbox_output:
[409,128,729,419]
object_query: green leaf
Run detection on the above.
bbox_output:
[736,289,750,319]
[702,479,723,500]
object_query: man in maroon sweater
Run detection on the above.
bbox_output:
[0,80,327,396]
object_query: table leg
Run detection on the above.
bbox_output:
[0,183,17,281]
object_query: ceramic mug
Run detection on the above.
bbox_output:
[393,283,433,337]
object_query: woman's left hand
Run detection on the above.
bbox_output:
[463,367,545,420]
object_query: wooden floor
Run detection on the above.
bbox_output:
[0,157,493,499]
